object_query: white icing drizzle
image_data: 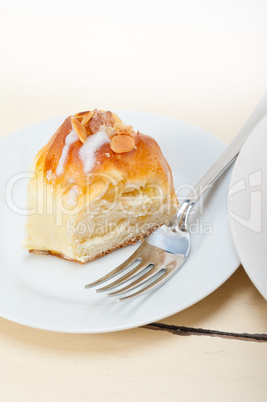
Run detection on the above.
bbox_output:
[56,129,79,176]
[79,127,110,174]
[68,177,76,184]
[65,186,80,208]
[46,169,56,181]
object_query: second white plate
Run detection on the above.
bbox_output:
[0,111,239,332]
[228,115,267,300]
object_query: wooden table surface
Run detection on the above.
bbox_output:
[0,2,267,401]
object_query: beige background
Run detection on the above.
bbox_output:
[0,1,267,401]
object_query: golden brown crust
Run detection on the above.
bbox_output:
[34,111,176,198]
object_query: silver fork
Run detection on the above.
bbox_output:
[85,93,267,301]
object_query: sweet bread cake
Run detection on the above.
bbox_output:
[23,110,179,263]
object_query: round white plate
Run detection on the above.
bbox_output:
[228,115,267,300]
[0,111,239,333]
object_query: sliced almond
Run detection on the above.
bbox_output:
[81,110,94,126]
[75,111,88,122]
[105,124,116,139]
[74,115,83,123]
[112,112,122,124]
[110,135,135,154]
[71,116,87,144]
[123,125,134,136]
[113,122,135,136]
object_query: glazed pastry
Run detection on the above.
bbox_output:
[23,110,179,263]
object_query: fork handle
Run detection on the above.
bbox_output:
[171,92,267,231]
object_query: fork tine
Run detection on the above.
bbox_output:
[96,262,154,293]
[118,269,171,301]
[84,257,141,288]
[106,263,163,297]
[84,243,146,288]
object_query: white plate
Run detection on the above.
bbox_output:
[0,111,239,333]
[228,115,267,300]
